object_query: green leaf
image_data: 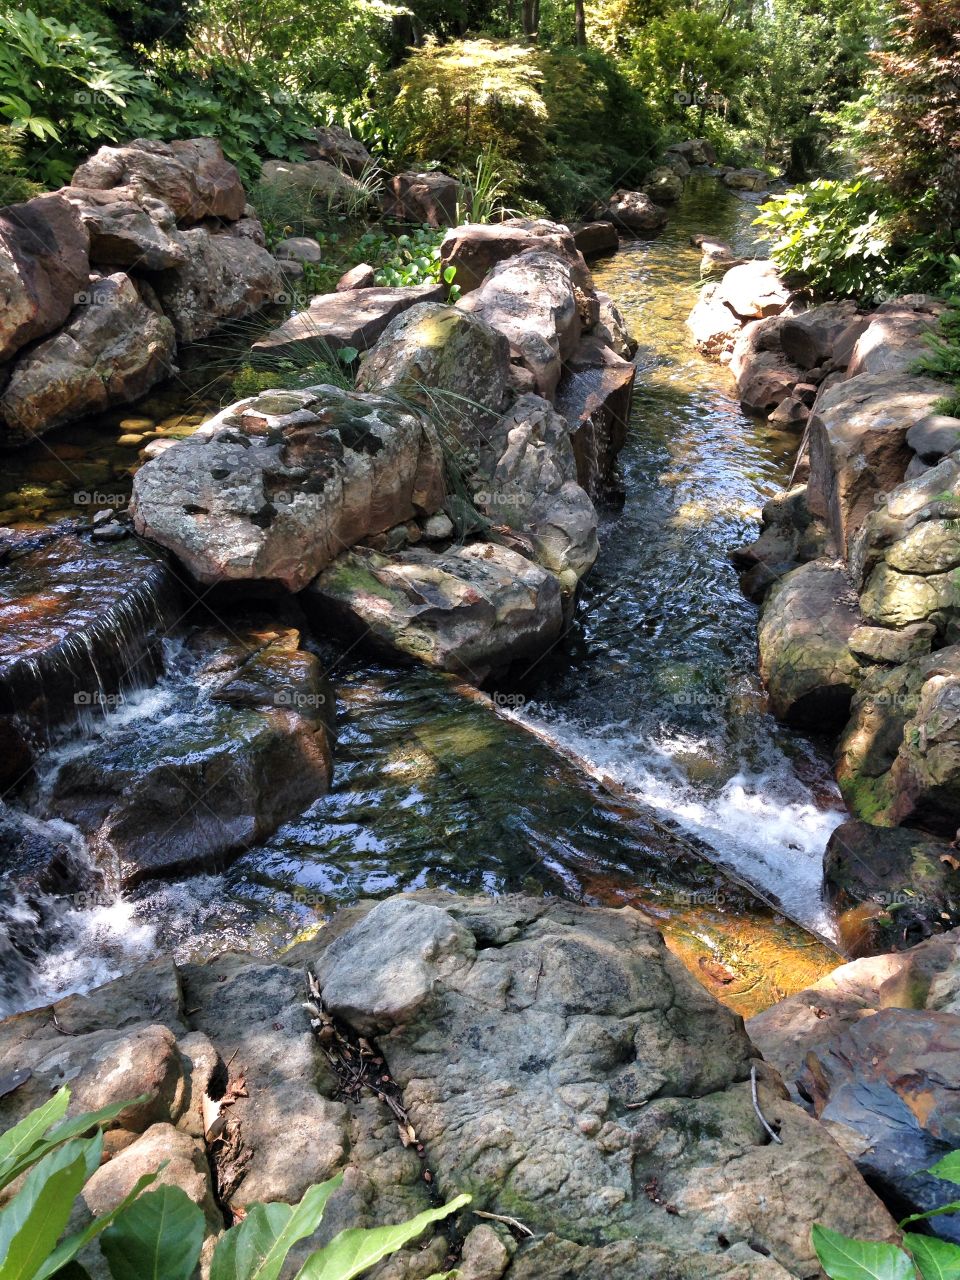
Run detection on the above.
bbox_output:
[0,1135,102,1280]
[294,1194,470,1280]
[0,1090,70,1188]
[34,1171,157,1280]
[905,1233,960,1279]
[0,1097,149,1193]
[337,346,359,364]
[442,266,457,284]
[812,1225,915,1280]
[211,1177,341,1280]
[100,1186,205,1280]
[929,1154,960,1186]
[900,1203,960,1228]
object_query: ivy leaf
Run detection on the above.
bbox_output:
[812,1224,915,1280]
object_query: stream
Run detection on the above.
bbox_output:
[1,177,846,1020]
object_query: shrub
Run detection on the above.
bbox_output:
[0,1085,469,1280]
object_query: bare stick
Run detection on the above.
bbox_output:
[473,1209,535,1238]
[751,1064,783,1144]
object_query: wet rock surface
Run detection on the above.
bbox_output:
[253,284,445,360]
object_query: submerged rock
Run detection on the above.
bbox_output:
[44,624,333,885]
[305,542,563,682]
[130,386,444,592]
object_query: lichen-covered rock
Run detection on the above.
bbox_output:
[151,227,282,344]
[305,542,563,682]
[806,371,946,557]
[0,193,89,363]
[0,272,176,443]
[851,456,960,636]
[758,559,863,729]
[308,893,896,1277]
[731,485,835,601]
[458,249,582,401]
[260,158,368,211]
[130,386,444,591]
[356,302,512,444]
[73,138,245,224]
[475,394,599,585]
[253,283,445,360]
[601,189,668,235]
[836,644,960,833]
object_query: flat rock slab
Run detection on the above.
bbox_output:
[252,283,445,359]
[130,386,444,591]
[306,541,563,682]
[306,893,895,1277]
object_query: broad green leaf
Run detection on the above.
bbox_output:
[900,1204,960,1228]
[337,346,359,364]
[211,1177,341,1280]
[0,1096,148,1193]
[0,1090,70,1187]
[34,1171,157,1280]
[812,1225,915,1280]
[929,1154,960,1186]
[905,1232,960,1280]
[100,1185,205,1280]
[295,1194,471,1280]
[0,1135,102,1280]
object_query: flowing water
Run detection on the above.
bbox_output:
[0,177,846,1020]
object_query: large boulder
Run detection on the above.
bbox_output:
[72,138,245,225]
[758,559,863,729]
[731,485,836,602]
[806,371,946,558]
[45,625,333,884]
[601,190,668,235]
[0,273,176,443]
[571,221,619,258]
[151,227,282,344]
[555,336,635,498]
[355,301,512,443]
[837,644,960,834]
[308,893,896,1277]
[476,394,599,585]
[305,543,564,681]
[252,283,445,360]
[458,249,582,400]
[779,301,865,370]
[0,193,89,363]
[643,165,684,203]
[722,168,768,192]
[59,187,184,270]
[439,219,597,324]
[303,124,373,177]
[729,316,804,417]
[130,386,445,591]
[718,260,794,322]
[382,171,461,227]
[847,296,945,378]
[825,819,960,956]
[666,138,717,166]
[852,455,960,635]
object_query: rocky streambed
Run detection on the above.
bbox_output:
[3,138,960,1275]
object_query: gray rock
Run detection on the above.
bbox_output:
[130,386,444,591]
[779,301,864,369]
[643,166,684,203]
[260,158,369,213]
[907,413,960,465]
[571,221,619,258]
[337,263,376,290]
[593,290,636,359]
[305,542,564,682]
[60,187,185,270]
[383,171,462,227]
[601,190,668,235]
[275,235,324,264]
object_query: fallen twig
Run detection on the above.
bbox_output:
[751,1064,783,1145]
[473,1209,535,1238]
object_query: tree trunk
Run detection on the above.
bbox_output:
[522,0,536,35]
[575,0,586,45]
